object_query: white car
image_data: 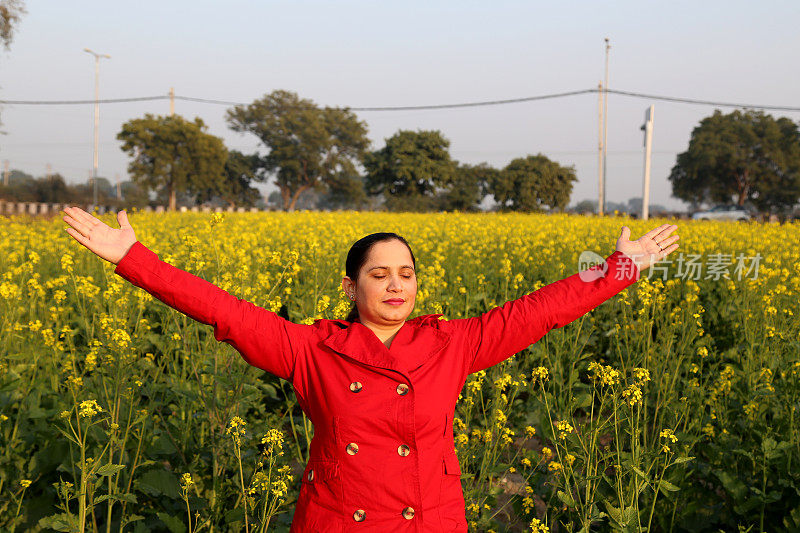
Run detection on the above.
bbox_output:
[691,204,752,221]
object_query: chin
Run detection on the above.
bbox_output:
[381,306,411,320]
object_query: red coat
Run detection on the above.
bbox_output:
[115,242,640,532]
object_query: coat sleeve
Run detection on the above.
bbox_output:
[114,241,309,381]
[448,250,641,375]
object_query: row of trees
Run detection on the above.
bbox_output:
[108,100,800,213]
[113,91,579,212]
[117,94,800,213]
[0,170,149,207]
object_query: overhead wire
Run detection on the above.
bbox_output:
[0,88,798,112]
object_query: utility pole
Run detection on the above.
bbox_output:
[116,173,121,200]
[84,48,111,208]
[3,160,9,187]
[602,38,611,216]
[641,105,655,221]
[598,81,604,216]
[169,87,175,116]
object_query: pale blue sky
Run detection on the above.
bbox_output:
[1,0,798,210]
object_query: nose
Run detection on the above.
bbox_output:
[388,274,403,292]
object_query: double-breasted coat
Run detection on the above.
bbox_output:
[114,242,640,532]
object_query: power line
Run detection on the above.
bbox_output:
[0,95,167,105]
[604,89,800,112]
[0,88,798,112]
[347,89,595,111]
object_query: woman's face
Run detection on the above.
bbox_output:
[342,239,417,325]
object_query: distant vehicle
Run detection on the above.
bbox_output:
[691,204,752,221]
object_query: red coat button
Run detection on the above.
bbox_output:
[353,509,366,522]
[346,442,359,455]
[397,444,410,456]
[402,507,415,519]
[349,381,363,393]
[396,383,409,395]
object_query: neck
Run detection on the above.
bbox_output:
[357,317,405,348]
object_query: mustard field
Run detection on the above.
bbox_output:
[1,211,798,532]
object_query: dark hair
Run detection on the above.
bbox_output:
[344,232,416,322]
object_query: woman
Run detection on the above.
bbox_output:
[62,206,679,532]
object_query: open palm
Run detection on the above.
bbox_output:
[616,223,680,272]
[63,206,137,264]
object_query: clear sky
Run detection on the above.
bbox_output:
[1,0,798,210]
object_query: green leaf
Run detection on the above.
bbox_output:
[622,505,637,523]
[673,456,695,465]
[94,492,138,505]
[224,507,245,524]
[147,435,178,457]
[27,406,49,419]
[157,512,186,533]
[117,492,138,504]
[137,469,181,499]
[122,514,145,527]
[96,463,126,477]
[632,466,651,484]
[261,383,278,400]
[557,490,576,507]
[715,470,748,501]
[762,437,779,460]
[38,513,75,532]
[604,501,622,524]
[658,480,680,494]
[573,392,593,409]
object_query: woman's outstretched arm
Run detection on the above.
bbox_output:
[62,206,307,381]
[448,224,680,375]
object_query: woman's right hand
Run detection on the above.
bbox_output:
[63,206,137,265]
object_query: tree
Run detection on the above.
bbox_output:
[0,0,25,129]
[669,109,800,212]
[226,90,369,211]
[436,163,496,211]
[220,151,264,207]
[194,151,265,208]
[574,199,597,214]
[72,177,115,205]
[119,181,150,208]
[364,129,457,212]
[0,169,34,202]
[490,154,577,212]
[0,0,25,49]
[118,114,228,211]
[33,173,70,203]
[317,173,368,210]
[625,197,667,216]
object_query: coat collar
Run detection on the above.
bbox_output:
[320,314,452,375]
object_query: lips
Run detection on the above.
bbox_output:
[383,298,405,304]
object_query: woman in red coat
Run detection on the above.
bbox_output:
[62,206,679,532]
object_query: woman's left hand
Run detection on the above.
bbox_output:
[616,224,680,272]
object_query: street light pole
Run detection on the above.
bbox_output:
[602,37,610,216]
[641,105,655,221]
[84,48,110,209]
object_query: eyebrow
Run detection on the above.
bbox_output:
[366,265,415,272]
